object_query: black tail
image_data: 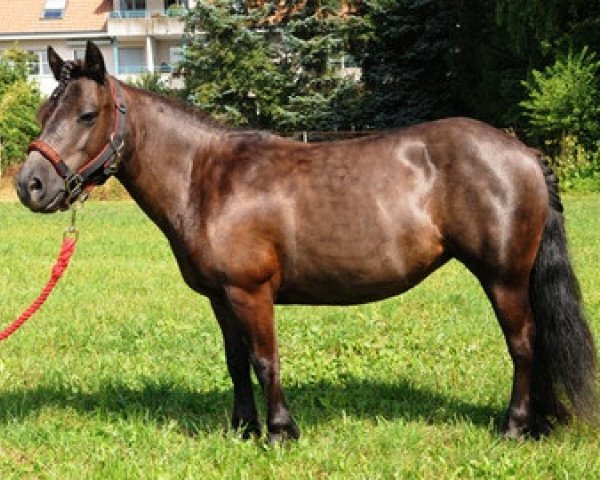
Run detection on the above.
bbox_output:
[529,160,598,428]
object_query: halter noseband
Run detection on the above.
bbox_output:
[28,75,127,206]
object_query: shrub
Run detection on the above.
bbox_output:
[0,80,41,171]
[90,177,131,201]
[552,135,600,192]
[0,48,41,173]
[520,47,600,151]
[125,72,177,97]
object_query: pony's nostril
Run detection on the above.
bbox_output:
[28,177,43,192]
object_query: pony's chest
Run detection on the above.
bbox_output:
[163,225,223,295]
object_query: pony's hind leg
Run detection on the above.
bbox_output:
[210,296,261,438]
[483,280,536,438]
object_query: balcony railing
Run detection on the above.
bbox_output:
[117,64,147,74]
[109,8,187,19]
[117,64,179,75]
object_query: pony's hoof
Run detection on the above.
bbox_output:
[528,414,554,439]
[267,421,300,444]
[241,421,262,440]
[501,411,554,440]
[501,412,529,439]
[232,417,262,440]
[501,426,525,440]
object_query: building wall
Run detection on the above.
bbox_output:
[1,36,184,95]
[148,0,166,11]
[0,0,193,95]
[2,39,114,95]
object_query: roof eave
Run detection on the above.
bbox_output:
[0,31,110,41]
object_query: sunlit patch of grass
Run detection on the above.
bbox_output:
[0,196,599,478]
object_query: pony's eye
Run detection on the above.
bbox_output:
[78,111,98,124]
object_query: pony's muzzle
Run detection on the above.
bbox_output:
[15,153,64,212]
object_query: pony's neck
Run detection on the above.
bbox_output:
[115,85,222,234]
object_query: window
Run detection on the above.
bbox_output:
[117,0,146,17]
[42,0,66,19]
[120,0,146,10]
[118,47,145,74]
[158,47,183,73]
[169,47,183,66]
[165,0,187,8]
[73,49,86,62]
[29,51,51,76]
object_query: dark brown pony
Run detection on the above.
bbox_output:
[16,42,597,442]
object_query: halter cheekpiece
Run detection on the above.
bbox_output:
[28,66,127,206]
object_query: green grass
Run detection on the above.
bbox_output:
[0,196,599,479]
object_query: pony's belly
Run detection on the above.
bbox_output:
[276,219,447,305]
[275,280,412,305]
[276,249,448,306]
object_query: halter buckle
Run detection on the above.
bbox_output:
[65,173,83,203]
[105,133,125,175]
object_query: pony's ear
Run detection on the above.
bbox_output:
[83,40,106,82]
[47,46,64,81]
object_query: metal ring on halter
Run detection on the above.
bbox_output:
[64,174,84,206]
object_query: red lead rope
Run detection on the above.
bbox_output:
[0,236,77,341]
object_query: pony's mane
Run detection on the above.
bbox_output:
[129,85,226,130]
[128,84,280,144]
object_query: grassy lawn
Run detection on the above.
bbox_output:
[0,196,599,479]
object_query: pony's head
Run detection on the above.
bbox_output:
[16,41,125,212]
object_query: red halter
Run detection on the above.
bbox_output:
[28,76,127,205]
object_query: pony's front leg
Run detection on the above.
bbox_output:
[224,284,300,443]
[210,296,261,438]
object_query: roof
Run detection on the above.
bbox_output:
[0,0,111,35]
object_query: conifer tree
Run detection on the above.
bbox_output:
[184,0,285,127]
[358,0,454,128]
[183,1,365,131]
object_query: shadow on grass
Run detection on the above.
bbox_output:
[0,378,501,435]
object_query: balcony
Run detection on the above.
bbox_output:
[107,9,187,39]
[109,7,187,19]
[117,63,178,75]
[114,65,185,90]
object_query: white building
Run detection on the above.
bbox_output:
[0,0,195,95]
